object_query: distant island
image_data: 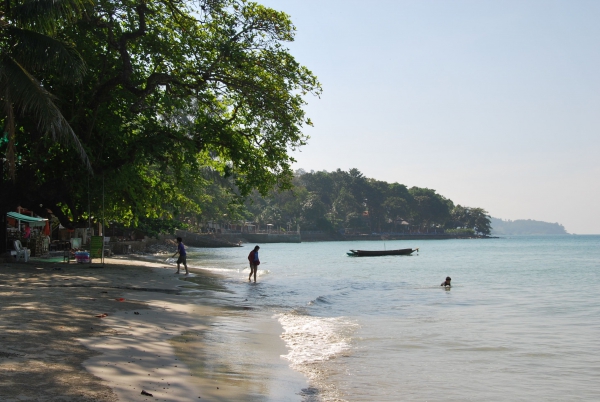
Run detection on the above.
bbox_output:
[490,217,568,235]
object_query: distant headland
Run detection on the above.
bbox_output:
[491,217,568,235]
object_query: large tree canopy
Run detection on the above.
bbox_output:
[0,0,320,233]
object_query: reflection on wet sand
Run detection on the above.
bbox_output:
[170,311,308,402]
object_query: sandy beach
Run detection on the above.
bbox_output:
[0,257,307,401]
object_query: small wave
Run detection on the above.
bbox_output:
[308,295,332,306]
[276,312,359,368]
[239,267,271,277]
[181,265,266,277]
[276,312,358,401]
[195,266,239,273]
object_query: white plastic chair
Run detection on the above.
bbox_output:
[42,236,50,254]
[14,240,29,262]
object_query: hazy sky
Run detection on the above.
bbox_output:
[261,0,600,234]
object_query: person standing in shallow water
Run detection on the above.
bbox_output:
[172,237,189,275]
[248,245,260,282]
[441,276,451,287]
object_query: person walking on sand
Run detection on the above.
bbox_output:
[248,245,260,282]
[441,276,451,287]
[172,237,189,275]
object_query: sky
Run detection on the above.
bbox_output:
[261,0,600,234]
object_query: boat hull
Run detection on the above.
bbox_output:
[347,248,418,257]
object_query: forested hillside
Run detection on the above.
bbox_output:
[97,168,494,236]
[203,169,492,235]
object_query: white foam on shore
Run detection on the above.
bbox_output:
[160,259,270,277]
[184,265,232,274]
[277,312,359,401]
[277,312,359,368]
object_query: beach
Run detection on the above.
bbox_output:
[3,236,600,401]
[0,257,307,402]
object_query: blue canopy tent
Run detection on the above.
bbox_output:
[7,211,48,227]
[5,212,49,259]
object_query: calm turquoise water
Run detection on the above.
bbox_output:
[182,235,600,401]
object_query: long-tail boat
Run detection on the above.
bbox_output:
[346,248,419,257]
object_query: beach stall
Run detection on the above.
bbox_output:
[6,211,49,257]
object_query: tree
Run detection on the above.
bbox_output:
[299,170,336,206]
[449,205,491,235]
[0,0,90,178]
[300,192,331,231]
[470,207,491,235]
[1,0,93,252]
[409,187,451,231]
[331,186,359,228]
[383,196,409,227]
[450,205,469,229]
[2,0,321,234]
[364,179,387,232]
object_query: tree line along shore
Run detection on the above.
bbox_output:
[116,168,493,244]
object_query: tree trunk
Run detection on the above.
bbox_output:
[0,205,7,253]
[0,165,9,253]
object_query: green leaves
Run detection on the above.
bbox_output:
[0,54,90,173]
[2,0,321,230]
[9,0,92,33]
[244,169,491,235]
[1,0,91,180]
[450,205,491,235]
[7,27,86,81]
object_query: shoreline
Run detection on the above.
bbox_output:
[179,230,497,246]
[0,257,307,401]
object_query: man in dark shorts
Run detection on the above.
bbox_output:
[172,237,189,275]
[248,245,260,283]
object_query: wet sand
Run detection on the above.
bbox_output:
[0,257,307,401]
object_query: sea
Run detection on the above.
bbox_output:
[169,235,600,401]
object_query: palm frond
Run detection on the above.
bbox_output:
[2,92,17,179]
[7,27,86,81]
[10,0,92,33]
[0,55,91,172]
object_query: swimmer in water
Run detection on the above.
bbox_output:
[441,276,451,287]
